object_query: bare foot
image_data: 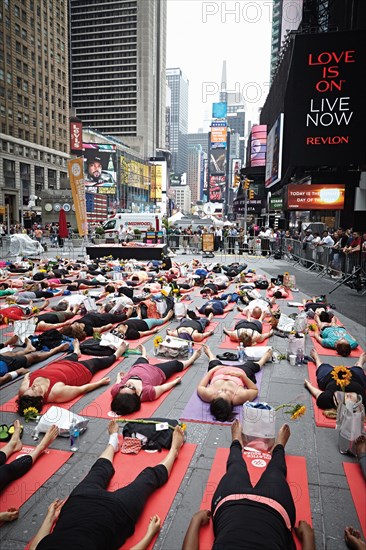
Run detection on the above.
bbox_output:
[137,344,147,358]
[171,426,185,454]
[73,338,81,357]
[304,379,311,392]
[8,420,23,453]
[0,509,19,523]
[24,338,36,353]
[263,348,273,363]
[355,435,366,458]
[108,420,119,435]
[37,425,59,452]
[203,344,215,360]
[345,527,366,550]
[358,352,366,367]
[274,424,291,449]
[231,419,243,445]
[191,347,202,362]
[115,341,129,358]
[310,348,319,364]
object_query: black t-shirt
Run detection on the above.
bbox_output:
[179,319,202,333]
[316,372,366,409]
[235,319,262,334]
[77,312,127,336]
[36,313,60,325]
[124,319,149,340]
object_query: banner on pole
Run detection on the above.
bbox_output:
[67,158,88,236]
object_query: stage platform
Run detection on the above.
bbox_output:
[86,243,168,260]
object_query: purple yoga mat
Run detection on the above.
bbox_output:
[180,369,263,425]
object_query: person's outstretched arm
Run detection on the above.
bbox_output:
[130,514,161,550]
[29,499,63,550]
[182,510,211,550]
[52,378,111,402]
[295,520,316,550]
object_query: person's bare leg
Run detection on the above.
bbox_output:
[310,347,322,368]
[28,425,59,464]
[257,348,273,368]
[24,342,70,367]
[355,352,366,369]
[114,341,129,359]
[160,426,185,476]
[1,337,36,356]
[181,347,202,369]
[355,435,366,457]
[231,419,244,447]
[99,420,120,463]
[166,329,178,337]
[203,343,215,362]
[137,344,148,359]
[163,310,174,322]
[1,419,23,459]
[274,423,291,449]
[73,338,81,357]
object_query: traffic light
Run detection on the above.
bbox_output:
[248,189,255,200]
[244,178,250,190]
[234,174,240,188]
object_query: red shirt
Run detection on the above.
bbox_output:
[0,306,27,320]
[30,360,92,401]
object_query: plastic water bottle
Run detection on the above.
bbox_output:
[238,342,245,362]
[69,418,79,452]
[296,348,304,366]
[188,341,194,357]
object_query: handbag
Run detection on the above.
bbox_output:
[33,406,89,439]
[287,333,306,357]
[174,301,187,319]
[242,402,276,452]
[336,392,365,456]
[121,437,142,454]
[80,338,116,356]
[157,336,190,358]
[122,418,180,451]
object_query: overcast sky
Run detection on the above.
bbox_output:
[166,0,273,132]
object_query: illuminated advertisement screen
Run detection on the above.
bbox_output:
[265,114,284,188]
[287,184,345,210]
[250,124,267,167]
[83,144,117,193]
[212,102,227,119]
[285,30,366,166]
[209,148,227,175]
[211,122,227,149]
[209,176,225,202]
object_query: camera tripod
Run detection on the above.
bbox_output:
[329,266,366,296]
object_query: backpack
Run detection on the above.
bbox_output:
[122,417,180,451]
[255,279,269,289]
[80,338,115,356]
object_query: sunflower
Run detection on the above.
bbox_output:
[23,406,39,422]
[160,289,169,297]
[153,336,163,347]
[290,405,306,420]
[331,366,352,390]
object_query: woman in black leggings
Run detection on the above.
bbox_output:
[28,421,185,550]
[183,421,316,550]
[0,422,59,524]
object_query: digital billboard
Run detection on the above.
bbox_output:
[212,102,227,119]
[250,125,267,167]
[210,122,227,149]
[287,184,345,210]
[209,176,225,202]
[83,144,117,194]
[285,30,366,166]
[209,149,227,175]
[265,114,284,188]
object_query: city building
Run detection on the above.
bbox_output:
[165,81,171,151]
[219,61,246,163]
[270,0,303,81]
[187,145,204,203]
[170,182,191,215]
[166,67,189,174]
[69,0,167,159]
[0,0,70,225]
[187,131,209,156]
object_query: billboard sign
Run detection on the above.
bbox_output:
[265,114,284,188]
[209,176,225,202]
[285,30,366,166]
[250,124,267,167]
[70,120,83,153]
[212,102,227,119]
[210,121,227,149]
[209,148,226,175]
[83,144,117,193]
[269,197,284,210]
[287,184,345,210]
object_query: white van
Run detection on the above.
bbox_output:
[102,213,163,236]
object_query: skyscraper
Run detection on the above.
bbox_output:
[166,68,189,175]
[69,0,167,158]
[270,0,303,81]
[0,0,70,223]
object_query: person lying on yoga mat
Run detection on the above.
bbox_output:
[223,316,273,346]
[0,301,49,323]
[237,296,275,315]
[197,345,272,421]
[304,348,366,411]
[110,344,202,415]
[0,338,70,387]
[0,421,59,525]
[312,324,358,357]
[28,421,185,550]
[312,310,336,330]
[267,282,289,299]
[182,421,316,550]
[166,312,214,342]
[33,304,80,332]
[16,340,128,416]
[58,310,132,340]
[196,297,234,317]
[113,309,174,340]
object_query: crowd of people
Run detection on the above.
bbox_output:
[0,253,364,549]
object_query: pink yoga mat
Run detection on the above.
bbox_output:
[343,462,366,538]
[199,449,312,550]
[310,334,363,358]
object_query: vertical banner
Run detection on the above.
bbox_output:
[67,158,88,236]
[70,120,83,154]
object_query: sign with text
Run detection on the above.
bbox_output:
[210,122,227,149]
[67,158,88,236]
[70,121,83,153]
[285,30,366,166]
[269,197,284,210]
[287,184,345,210]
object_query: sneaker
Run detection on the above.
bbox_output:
[292,288,299,292]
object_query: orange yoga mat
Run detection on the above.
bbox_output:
[0,357,124,414]
[199,448,312,550]
[310,334,363,358]
[307,362,338,428]
[266,289,294,301]
[78,359,191,420]
[0,444,72,510]
[343,462,366,537]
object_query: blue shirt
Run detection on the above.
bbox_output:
[321,326,358,350]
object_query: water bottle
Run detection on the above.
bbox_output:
[238,342,245,362]
[188,341,194,357]
[69,417,79,452]
[296,348,304,366]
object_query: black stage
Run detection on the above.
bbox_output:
[86,243,168,260]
